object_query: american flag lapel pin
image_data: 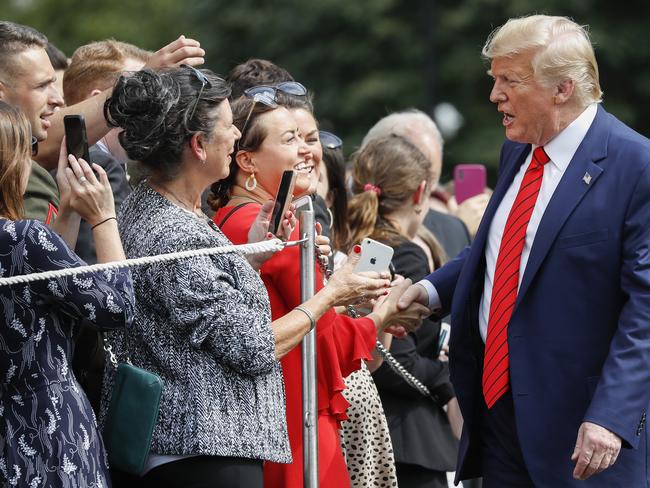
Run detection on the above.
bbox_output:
[582,172,592,185]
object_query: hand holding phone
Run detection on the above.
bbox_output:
[454,164,486,205]
[269,170,297,237]
[64,115,90,163]
[354,238,394,274]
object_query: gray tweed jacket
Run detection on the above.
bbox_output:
[101,182,290,463]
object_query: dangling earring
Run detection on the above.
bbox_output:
[245,173,257,191]
[200,159,206,165]
[414,205,422,215]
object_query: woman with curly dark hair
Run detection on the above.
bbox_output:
[102,67,400,488]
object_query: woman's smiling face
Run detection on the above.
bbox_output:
[250,107,314,197]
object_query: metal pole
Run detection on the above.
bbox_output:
[299,208,318,488]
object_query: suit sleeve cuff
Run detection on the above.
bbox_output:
[417,279,441,312]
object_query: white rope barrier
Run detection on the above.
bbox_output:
[0,239,285,287]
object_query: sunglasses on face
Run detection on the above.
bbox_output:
[243,81,307,102]
[31,136,38,157]
[181,64,213,121]
[318,131,343,150]
[236,91,279,152]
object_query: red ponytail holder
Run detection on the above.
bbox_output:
[363,183,381,196]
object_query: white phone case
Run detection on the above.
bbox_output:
[354,238,394,273]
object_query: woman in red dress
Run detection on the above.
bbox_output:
[211,92,426,487]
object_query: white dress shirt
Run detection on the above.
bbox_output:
[420,103,598,342]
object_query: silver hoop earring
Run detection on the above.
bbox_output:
[245,173,257,191]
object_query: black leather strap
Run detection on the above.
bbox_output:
[217,202,252,228]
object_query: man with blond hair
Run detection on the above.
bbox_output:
[63,39,152,259]
[63,39,150,105]
[64,40,151,262]
[62,40,152,416]
[399,14,650,487]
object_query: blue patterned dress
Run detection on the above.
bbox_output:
[0,219,134,488]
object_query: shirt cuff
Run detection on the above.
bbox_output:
[417,279,441,312]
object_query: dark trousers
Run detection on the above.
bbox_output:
[395,462,449,488]
[110,455,263,488]
[480,391,535,488]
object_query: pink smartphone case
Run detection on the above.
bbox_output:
[454,164,486,205]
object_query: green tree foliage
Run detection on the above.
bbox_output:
[3,0,649,183]
[3,0,189,54]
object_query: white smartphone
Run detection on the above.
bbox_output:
[437,322,451,356]
[354,238,394,273]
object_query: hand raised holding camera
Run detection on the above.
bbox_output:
[322,244,391,308]
[61,139,115,227]
[245,201,296,271]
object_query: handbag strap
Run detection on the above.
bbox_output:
[217,202,252,228]
[375,340,436,401]
[101,330,130,368]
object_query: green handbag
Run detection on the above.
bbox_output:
[102,339,163,475]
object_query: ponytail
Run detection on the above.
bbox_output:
[346,191,380,251]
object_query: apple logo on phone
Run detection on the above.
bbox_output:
[370,257,377,265]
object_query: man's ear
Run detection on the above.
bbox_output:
[89,89,103,98]
[555,79,576,104]
[413,180,428,205]
[235,150,257,174]
[0,80,7,101]
[189,132,206,161]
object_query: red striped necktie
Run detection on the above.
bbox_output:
[483,146,551,409]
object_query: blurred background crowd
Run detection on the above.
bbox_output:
[5,0,650,185]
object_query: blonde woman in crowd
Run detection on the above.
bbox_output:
[347,135,459,488]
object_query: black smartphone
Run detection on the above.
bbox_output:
[64,114,90,163]
[269,170,297,236]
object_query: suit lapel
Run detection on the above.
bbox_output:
[473,146,528,254]
[515,107,610,308]
[454,144,529,306]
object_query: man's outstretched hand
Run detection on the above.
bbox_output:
[397,282,430,310]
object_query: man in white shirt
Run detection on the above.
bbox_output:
[398,14,650,487]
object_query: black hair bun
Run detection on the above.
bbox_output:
[104,69,180,161]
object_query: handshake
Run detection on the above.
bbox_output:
[324,246,432,337]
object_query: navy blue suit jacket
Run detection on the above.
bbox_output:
[426,106,650,487]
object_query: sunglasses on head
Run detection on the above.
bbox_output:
[243,81,307,102]
[31,136,38,157]
[236,91,280,152]
[318,131,343,150]
[181,64,213,121]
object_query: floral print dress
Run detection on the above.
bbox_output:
[0,219,134,488]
